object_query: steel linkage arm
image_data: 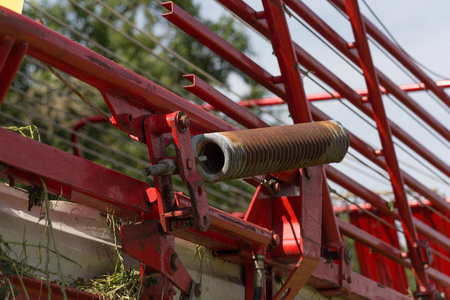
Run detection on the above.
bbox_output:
[143,111,211,233]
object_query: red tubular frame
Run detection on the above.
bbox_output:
[330,0,450,108]
[284,0,450,143]
[216,0,450,197]
[0,2,449,299]
[70,115,109,157]
[211,79,450,108]
[344,0,431,292]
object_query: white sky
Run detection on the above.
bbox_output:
[198,1,450,199]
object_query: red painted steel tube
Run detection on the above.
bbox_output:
[163,1,342,247]
[161,2,285,100]
[183,74,269,129]
[216,0,450,188]
[0,35,15,71]
[327,166,450,252]
[261,0,312,124]
[176,192,273,247]
[70,115,109,157]
[345,0,430,290]
[0,41,28,106]
[0,7,235,135]
[331,0,450,108]
[338,219,450,287]
[0,127,151,220]
[284,0,450,143]
[224,79,450,106]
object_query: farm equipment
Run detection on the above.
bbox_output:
[0,0,449,299]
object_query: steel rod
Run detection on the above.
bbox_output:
[284,0,450,143]
[345,0,430,290]
[330,0,450,108]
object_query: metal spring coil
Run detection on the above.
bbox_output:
[192,120,349,182]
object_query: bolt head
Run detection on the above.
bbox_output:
[272,233,280,246]
[178,114,190,129]
[170,253,180,272]
[194,283,202,297]
[187,158,193,170]
[344,247,352,264]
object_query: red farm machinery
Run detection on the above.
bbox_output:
[0,1,449,299]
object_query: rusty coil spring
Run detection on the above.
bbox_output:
[191,120,349,182]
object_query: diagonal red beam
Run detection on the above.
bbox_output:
[183,74,270,129]
[217,0,449,213]
[0,40,28,107]
[261,1,321,297]
[344,0,430,292]
[284,0,450,143]
[338,219,450,287]
[163,1,342,248]
[330,0,450,108]
[215,0,450,180]
[221,79,450,106]
[261,0,312,124]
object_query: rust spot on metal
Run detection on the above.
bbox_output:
[86,55,112,71]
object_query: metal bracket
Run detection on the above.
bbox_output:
[319,245,352,297]
[143,111,211,232]
[121,220,199,299]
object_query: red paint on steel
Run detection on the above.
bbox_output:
[273,166,323,299]
[121,220,194,296]
[349,212,409,294]
[0,36,15,71]
[161,2,285,99]
[345,0,431,291]
[0,41,28,106]
[331,0,450,108]
[261,0,312,124]
[70,115,109,157]
[184,74,270,129]
[224,79,450,106]
[214,0,450,178]
[285,0,450,143]
[0,8,235,135]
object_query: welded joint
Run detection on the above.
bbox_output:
[414,239,433,269]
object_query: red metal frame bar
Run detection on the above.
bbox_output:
[163,2,343,251]
[283,0,450,143]
[330,0,450,108]
[0,3,448,299]
[0,126,406,299]
[0,39,28,107]
[70,115,109,157]
[3,275,99,300]
[211,79,450,108]
[216,0,450,187]
[184,74,269,129]
[261,0,312,124]
[216,0,450,197]
[345,0,431,293]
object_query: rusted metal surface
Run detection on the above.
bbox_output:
[192,120,349,182]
